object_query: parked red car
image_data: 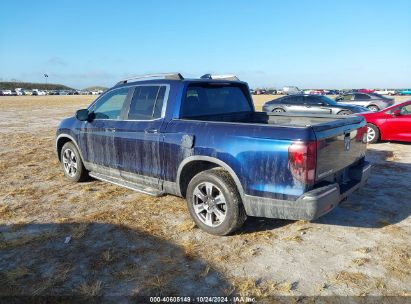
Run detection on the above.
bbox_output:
[359,100,411,143]
[358,89,375,93]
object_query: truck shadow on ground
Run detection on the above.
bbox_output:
[0,222,230,297]
[239,148,411,233]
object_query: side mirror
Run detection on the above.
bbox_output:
[392,109,401,116]
[75,109,90,121]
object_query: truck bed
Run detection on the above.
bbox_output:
[179,111,367,187]
[182,111,364,129]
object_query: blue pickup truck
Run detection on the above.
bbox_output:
[56,73,371,235]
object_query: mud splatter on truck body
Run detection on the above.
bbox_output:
[56,74,370,234]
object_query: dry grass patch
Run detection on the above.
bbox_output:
[176,219,196,232]
[0,229,64,250]
[355,247,372,254]
[384,247,410,280]
[78,280,103,296]
[232,278,295,297]
[352,258,370,266]
[282,235,303,242]
[332,271,369,289]
[181,240,200,260]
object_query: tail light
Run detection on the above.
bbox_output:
[288,141,317,184]
[356,125,368,143]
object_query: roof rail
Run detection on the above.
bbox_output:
[200,74,239,81]
[117,73,184,84]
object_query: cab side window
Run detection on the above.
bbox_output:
[89,88,130,119]
[127,86,167,120]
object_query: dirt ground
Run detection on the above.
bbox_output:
[0,95,410,298]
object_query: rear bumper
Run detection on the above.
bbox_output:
[243,161,371,220]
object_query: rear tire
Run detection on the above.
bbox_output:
[272,108,285,113]
[366,123,380,144]
[60,142,88,182]
[186,169,246,236]
[367,105,379,112]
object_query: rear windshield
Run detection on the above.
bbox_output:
[181,84,252,118]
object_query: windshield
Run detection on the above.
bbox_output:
[317,95,338,106]
[181,84,252,117]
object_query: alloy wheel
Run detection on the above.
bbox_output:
[62,148,78,177]
[192,182,227,227]
[367,128,376,143]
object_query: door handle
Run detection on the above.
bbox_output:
[145,128,158,134]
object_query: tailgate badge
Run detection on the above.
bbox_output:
[344,136,351,151]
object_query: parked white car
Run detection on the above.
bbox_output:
[283,86,301,95]
[14,88,24,96]
[32,89,46,96]
[374,89,396,96]
[0,90,12,96]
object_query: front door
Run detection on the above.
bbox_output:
[303,96,332,114]
[116,84,169,187]
[78,87,131,175]
[384,103,411,142]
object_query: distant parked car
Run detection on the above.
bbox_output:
[14,88,24,96]
[335,92,394,112]
[32,89,46,96]
[0,90,12,96]
[262,94,369,115]
[374,89,397,96]
[326,90,340,95]
[309,90,325,95]
[399,89,411,95]
[357,89,375,93]
[359,100,411,143]
[283,86,301,95]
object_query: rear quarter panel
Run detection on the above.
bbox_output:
[163,120,315,200]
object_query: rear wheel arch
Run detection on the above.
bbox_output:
[272,107,286,113]
[367,104,380,112]
[366,123,380,143]
[177,156,245,199]
[337,109,353,115]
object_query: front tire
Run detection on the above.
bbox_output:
[366,123,380,144]
[60,142,88,182]
[186,169,246,236]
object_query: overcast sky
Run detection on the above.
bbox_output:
[1,0,410,89]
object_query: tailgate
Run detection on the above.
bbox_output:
[312,115,367,181]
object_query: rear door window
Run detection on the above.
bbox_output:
[354,93,370,100]
[285,96,304,105]
[304,96,323,105]
[400,104,411,115]
[181,84,252,117]
[127,85,167,120]
[341,94,353,101]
